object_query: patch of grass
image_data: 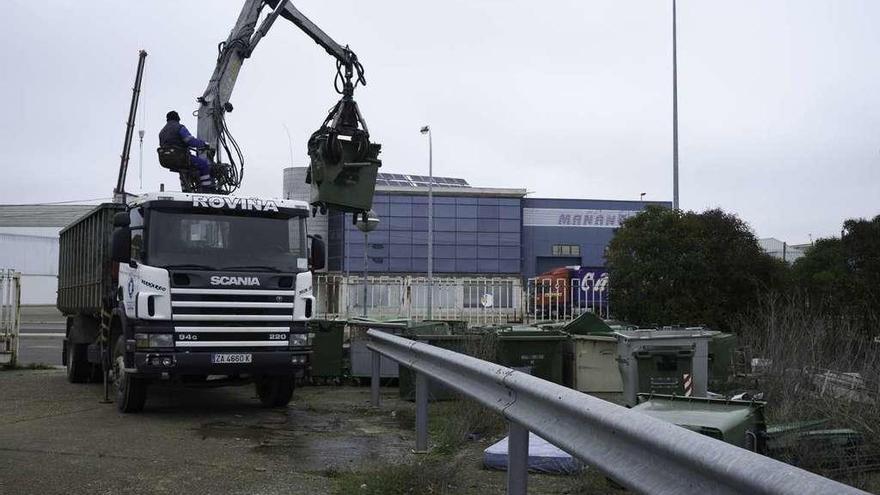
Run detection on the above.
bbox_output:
[430,398,505,455]
[390,397,505,456]
[1,362,54,371]
[560,469,627,495]
[333,456,462,495]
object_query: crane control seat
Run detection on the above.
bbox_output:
[156,146,193,173]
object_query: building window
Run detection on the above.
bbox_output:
[552,244,581,256]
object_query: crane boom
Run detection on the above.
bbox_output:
[115,49,147,202]
[195,1,368,193]
[184,0,380,219]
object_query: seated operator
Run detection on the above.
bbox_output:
[159,110,214,192]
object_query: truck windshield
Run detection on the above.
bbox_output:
[147,210,307,273]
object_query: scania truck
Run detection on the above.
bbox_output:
[58,192,326,412]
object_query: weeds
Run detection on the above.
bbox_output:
[1,362,54,371]
[334,456,463,495]
[731,292,880,489]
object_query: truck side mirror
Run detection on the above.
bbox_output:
[309,235,326,271]
[111,226,131,263]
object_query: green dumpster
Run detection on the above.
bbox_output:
[307,128,382,216]
[566,333,623,399]
[633,394,767,451]
[422,319,469,335]
[309,319,346,378]
[399,334,487,401]
[615,329,717,406]
[708,333,737,388]
[495,328,567,385]
[349,319,450,378]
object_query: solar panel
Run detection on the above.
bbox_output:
[374,173,471,188]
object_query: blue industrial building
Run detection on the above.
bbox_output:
[521,198,669,278]
[283,168,671,279]
[326,179,526,274]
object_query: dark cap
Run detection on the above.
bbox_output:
[166,110,180,121]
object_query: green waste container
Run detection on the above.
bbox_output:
[615,329,717,406]
[495,328,567,385]
[309,319,346,378]
[565,333,623,397]
[307,133,381,216]
[708,333,737,388]
[422,319,469,335]
[349,319,450,378]
[399,334,488,401]
[633,394,767,451]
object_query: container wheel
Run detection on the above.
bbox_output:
[255,376,294,408]
[112,337,147,413]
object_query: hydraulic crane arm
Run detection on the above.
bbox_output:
[195,0,368,194]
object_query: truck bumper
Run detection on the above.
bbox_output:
[132,350,310,377]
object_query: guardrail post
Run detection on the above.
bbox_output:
[414,371,429,453]
[507,421,529,495]
[370,350,380,407]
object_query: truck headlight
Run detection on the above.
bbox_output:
[135,333,174,349]
[289,333,312,347]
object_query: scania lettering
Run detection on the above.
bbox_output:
[210,276,261,286]
[57,192,326,413]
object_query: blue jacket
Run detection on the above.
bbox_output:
[159,121,206,149]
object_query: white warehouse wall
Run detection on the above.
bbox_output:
[0,233,59,305]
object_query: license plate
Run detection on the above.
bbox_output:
[212,353,252,364]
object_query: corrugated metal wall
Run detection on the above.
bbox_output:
[0,234,59,304]
[0,204,96,306]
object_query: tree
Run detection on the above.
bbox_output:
[792,214,880,332]
[606,206,786,331]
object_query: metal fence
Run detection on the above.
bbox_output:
[0,269,21,366]
[314,275,524,325]
[314,274,613,325]
[523,275,610,322]
[366,330,869,495]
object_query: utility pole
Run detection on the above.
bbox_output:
[672,0,680,210]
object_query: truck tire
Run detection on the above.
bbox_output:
[255,376,294,408]
[65,342,90,384]
[113,338,147,413]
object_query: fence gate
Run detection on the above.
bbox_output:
[523,275,611,324]
[0,269,21,366]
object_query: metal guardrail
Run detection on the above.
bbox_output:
[365,329,869,495]
[0,269,22,366]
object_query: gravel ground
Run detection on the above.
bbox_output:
[0,370,416,495]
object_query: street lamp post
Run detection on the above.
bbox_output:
[672,0,680,210]
[355,211,380,317]
[420,125,433,319]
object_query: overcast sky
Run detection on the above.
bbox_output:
[1,0,878,242]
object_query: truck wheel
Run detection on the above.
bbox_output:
[65,342,90,383]
[255,376,294,408]
[112,338,147,413]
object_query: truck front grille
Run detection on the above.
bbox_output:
[170,288,295,349]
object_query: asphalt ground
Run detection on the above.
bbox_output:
[17,322,65,367]
[0,370,417,495]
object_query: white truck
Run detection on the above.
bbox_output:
[58,192,326,412]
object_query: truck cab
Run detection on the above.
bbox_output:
[62,191,325,412]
